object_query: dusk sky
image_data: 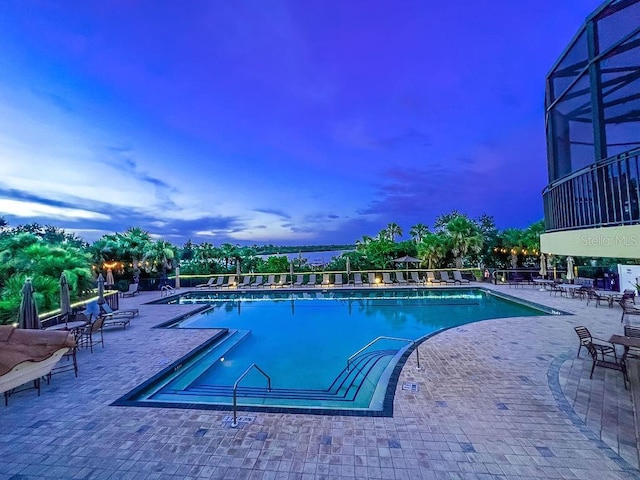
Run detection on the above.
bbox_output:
[0,1,604,246]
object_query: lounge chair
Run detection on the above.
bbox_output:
[305,274,317,287]
[195,277,216,289]
[321,274,331,286]
[100,302,139,330]
[122,282,139,297]
[225,275,237,288]
[395,271,407,285]
[264,275,276,287]
[293,275,304,287]
[410,272,423,284]
[275,275,286,286]
[439,271,455,284]
[453,271,470,284]
[368,273,378,286]
[334,273,344,287]
[353,273,363,286]
[382,272,394,285]
[251,275,264,288]
[425,272,441,284]
[238,276,252,288]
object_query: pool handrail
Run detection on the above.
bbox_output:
[347,336,420,371]
[231,363,272,427]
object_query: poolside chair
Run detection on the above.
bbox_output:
[195,277,216,290]
[410,272,423,284]
[293,275,304,287]
[439,271,455,284]
[619,298,640,323]
[306,274,317,287]
[453,271,470,285]
[334,273,344,287]
[368,273,378,286]
[586,341,627,389]
[425,272,441,284]
[574,326,616,359]
[224,275,237,288]
[100,302,138,329]
[275,274,286,286]
[395,271,408,285]
[623,325,640,359]
[264,275,276,287]
[121,282,139,297]
[238,276,252,288]
[353,273,363,287]
[77,315,105,353]
[321,274,331,286]
[382,272,394,285]
[251,275,264,288]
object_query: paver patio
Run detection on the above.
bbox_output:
[1,283,639,479]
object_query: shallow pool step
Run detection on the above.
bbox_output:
[154,329,252,391]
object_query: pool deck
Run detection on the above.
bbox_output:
[2,283,640,479]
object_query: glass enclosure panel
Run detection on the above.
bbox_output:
[548,31,589,103]
[596,0,640,54]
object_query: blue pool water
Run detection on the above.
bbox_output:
[121,288,552,414]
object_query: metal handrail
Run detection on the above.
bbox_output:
[231,363,271,427]
[347,336,420,371]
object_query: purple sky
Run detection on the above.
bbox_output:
[0,0,604,245]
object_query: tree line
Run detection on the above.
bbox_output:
[0,212,545,324]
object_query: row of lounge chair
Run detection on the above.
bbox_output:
[194,270,473,289]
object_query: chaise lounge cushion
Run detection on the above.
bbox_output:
[0,326,75,377]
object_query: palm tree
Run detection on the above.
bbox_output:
[417,233,448,269]
[445,215,483,268]
[409,223,429,243]
[355,235,374,251]
[385,223,403,242]
[142,239,177,275]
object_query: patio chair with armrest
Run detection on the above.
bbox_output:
[585,288,610,307]
[620,298,640,323]
[574,326,617,359]
[77,315,105,353]
[623,325,640,359]
[586,342,627,389]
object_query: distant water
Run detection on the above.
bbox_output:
[258,250,351,265]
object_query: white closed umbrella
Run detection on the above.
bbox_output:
[539,253,547,278]
[175,266,181,289]
[106,268,115,286]
[566,256,575,281]
[289,261,294,286]
[97,273,105,305]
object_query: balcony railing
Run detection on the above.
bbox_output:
[543,147,640,232]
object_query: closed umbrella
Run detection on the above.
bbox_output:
[346,257,351,280]
[106,268,115,287]
[18,278,41,329]
[175,266,181,289]
[97,273,105,305]
[539,253,547,278]
[289,261,294,286]
[236,260,241,279]
[566,256,575,281]
[59,273,72,324]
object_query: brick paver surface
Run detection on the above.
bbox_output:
[1,284,639,479]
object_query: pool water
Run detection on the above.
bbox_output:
[119,288,551,415]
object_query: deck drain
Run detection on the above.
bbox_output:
[402,382,419,392]
[222,415,255,425]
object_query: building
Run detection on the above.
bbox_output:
[540,0,640,258]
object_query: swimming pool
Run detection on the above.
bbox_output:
[116,288,556,416]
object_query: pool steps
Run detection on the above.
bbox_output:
[153,348,396,406]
